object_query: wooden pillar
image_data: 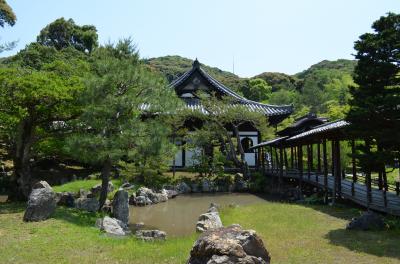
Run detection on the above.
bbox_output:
[298,145,303,192]
[284,148,288,170]
[290,147,294,170]
[260,147,265,174]
[335,140,342,197]
[365,140,372,206]
[270,146,274,171]
[331,140,336,204]
[351,140,357,196]
[279,146,284,190]
[275,147,279,172]
[322,139,328,203]
[294,147,297,169]
[307,145,311,180]
[317,142,321,173]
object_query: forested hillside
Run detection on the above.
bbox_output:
[146,56,357,123]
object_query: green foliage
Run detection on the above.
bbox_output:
[65,39,179,178]
[37,17,98,53]
[346,12,400,173]
[0,0,15,27]
[243,78,272,102]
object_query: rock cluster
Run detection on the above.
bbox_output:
[188,224,271,264]
[135,229,166,241]
[346,211,385,231]
[196,204,223,233]
[23,181,57,222]
[55,192,75,207]
[75,197,99,212]
[133,187,169,206]
[91,181,114,196]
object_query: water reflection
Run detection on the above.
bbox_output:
[129,193,265,237]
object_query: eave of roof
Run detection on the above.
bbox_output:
[170,60,293,117]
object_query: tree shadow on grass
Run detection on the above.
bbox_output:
[52,206,102,228]
[253,193,362,221]
[325,228,400,260]
[0,202,26,214]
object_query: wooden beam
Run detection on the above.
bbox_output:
[336,140,342,196]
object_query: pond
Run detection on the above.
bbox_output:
[129,193,266,237]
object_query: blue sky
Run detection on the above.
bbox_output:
[2,0,400,77]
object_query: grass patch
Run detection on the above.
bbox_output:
[53,179,122,193]
[1,200,400,263]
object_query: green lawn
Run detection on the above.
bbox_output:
[53,179,122,193]
[1,200,399,264]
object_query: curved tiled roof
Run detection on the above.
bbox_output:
[287,120,349,141]
[170,59,293,117]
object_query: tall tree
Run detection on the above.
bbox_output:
[65,39,179,209]
[0,46,87,200]
[346,12,400,173]
[37,18,98,53]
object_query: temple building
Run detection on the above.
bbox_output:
[170,59,293,168]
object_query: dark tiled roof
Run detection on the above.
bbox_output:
[287,120,349,141]
[250,120,350,149]
[170,59,293,117]
[249,137,288,150]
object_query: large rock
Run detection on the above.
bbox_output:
[176,182,191,194]
[196,204,223,233]
[346,211,385,231]
[164,189,178,199]
[112,189,129,224]
[23,181,56,222]
[135,229,166,241]
[56,192,75,207]
[136,187,168,204]
[75,197,99,212]
[188,224,271,264]
[201,179,213,192]
[91,181,114,196]
[97,216,130,236]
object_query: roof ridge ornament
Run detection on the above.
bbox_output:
[192,58,200,69]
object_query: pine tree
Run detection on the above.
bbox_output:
[346,13,400,173]
[66,39,178,209]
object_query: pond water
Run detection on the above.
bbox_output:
[129,193,266,237]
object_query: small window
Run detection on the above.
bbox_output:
[241,137,254,153]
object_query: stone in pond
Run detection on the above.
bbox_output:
[23,181,56,222]
[135,229,166,241]
[176,182,191,194]
[134,195,152,206]
[112,189,129,224]
[346,211,385,231]
[187,224,271,264]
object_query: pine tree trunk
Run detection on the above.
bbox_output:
[98,157,112,211]
[9,118,35,201]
